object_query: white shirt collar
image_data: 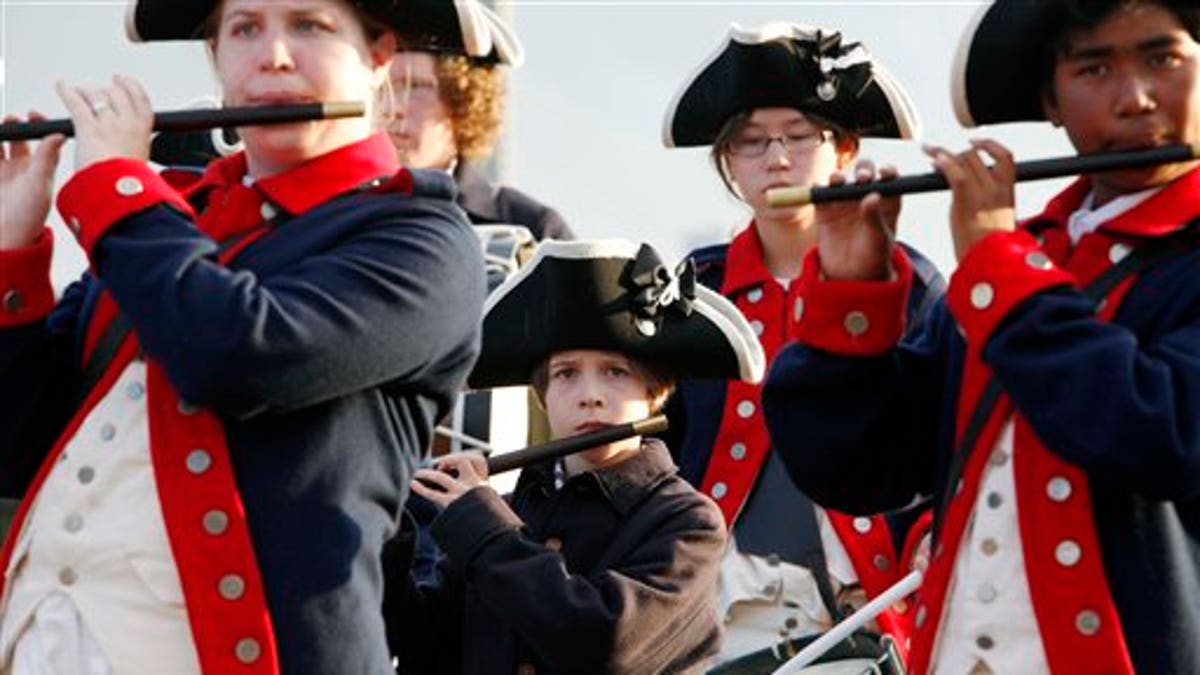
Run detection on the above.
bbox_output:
[1066,185,1162,244]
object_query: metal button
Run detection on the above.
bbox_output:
[1095,297,1108,313]
[793,297,805,322]
[125,381,145,400]
[186,449,213,475]
[750,320,765,337]
[99,424,116,442]
[853,517,872,534]
[235,638,261,664]
[77,466,96,485]
[843,311,869,336]
[711,482,728,500]
[177,400,198,416]
[873,554,890,571]
[915,604,927,628]
[986,492,1003,509]
[736,400,756,419]
[1076,610,1101,636]
[1024,251,1053,270]
[219,574,246,600]
[761,582,779,597]
[64,513,84,533]
[68,217,82,235]
[976,634,995,650]
[977,583,998,604]
[783,616,799,630]
[544,536,563,552]
[989,449,1009,467]
[203,510,229,535]
[115,176,145,197]
[730,443,747,460]
[260,202,278,220]
[970,283,995,310]
[59,567,78,586]
[747,287,764,304]
[766,554,781,567]
[980,538,999,556]
[1055,540,1082,567]
[1046,476,1073,502]
[2,290,22,313]
[1108,243,1132,265]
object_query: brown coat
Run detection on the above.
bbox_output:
[392,440,726,674]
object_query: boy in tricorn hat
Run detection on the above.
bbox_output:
[387,239,765,673]
[763,1,1200,673]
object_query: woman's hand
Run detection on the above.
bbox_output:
[814,159,901,281]
[0,113,66,249]
[410,451,491,509]
[924,139,1017,261]
[56,75,153,171]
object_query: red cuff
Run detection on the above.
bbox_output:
[0,228,56,327]
[56,158,194,257]
[787,246,913,355]
[947,230,1074,349]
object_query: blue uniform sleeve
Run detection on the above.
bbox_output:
[762,246,951,515]
[985,260,1200,500]
[88,189,485,420]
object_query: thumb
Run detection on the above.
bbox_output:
[35,134,67,171]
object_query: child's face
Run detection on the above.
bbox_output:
[723,108,855,222]
[544,350,656,462]
[1044,3,1200,203]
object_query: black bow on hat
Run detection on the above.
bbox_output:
[468,240,764,390]
[663,22,920,148]
[630,245,696,337]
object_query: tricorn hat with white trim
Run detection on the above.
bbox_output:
[951,0,1200,127]
[468,240,766,389]
[125,0,514,64]
[663,22,920,148]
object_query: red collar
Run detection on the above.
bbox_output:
[721,223,777,295]
[187,133,399,216]
[1033,165,1200,239]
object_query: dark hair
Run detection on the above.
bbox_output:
[1039,1,1200,99]
[709,109,856,200]
[530,353,675,414]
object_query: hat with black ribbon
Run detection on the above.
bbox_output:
[663,22,920,148]
[951,0,1200,127]
[468,239,766,389]
[125,0,515,64]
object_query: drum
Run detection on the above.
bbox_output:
[708,632,903,675]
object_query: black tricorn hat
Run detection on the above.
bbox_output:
[663,22,920,148]
[394,1,524,66]
[468,240,766,390]
[951,0,1200,127]
[124,0,508,63]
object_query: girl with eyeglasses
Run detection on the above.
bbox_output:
[660,22,941,673]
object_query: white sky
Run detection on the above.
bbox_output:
[1,0,1079,289]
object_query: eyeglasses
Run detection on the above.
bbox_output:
[725,130,832,158]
